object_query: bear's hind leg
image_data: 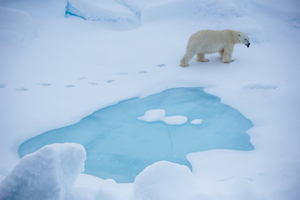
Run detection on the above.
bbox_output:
[219,49,224,57]
[180,58,189,67]
[196,53,209,62]
[180,49,197,67]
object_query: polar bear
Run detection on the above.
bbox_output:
[180,29,250,67]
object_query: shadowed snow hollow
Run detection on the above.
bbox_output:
[18,88,254,183]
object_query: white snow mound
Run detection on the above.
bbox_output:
[134,161,209,200]
[0,143,86,200]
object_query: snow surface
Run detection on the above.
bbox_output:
[0,0,300,199]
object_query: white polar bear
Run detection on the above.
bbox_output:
[180,29,250,67]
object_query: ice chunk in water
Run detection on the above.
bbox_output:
[161,115,188,125]
[191,119,203,124]
[137,109,165,122]
[138,109,188,125]
[18,88,254,183]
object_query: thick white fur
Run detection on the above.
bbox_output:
[180,29,250,67]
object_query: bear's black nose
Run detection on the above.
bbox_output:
[246,43,250,48]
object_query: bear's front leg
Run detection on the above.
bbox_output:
[222,46,234,63]
[196,53,209,62]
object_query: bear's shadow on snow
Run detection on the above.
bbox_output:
[18,87,254,183]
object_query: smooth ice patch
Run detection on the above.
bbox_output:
[18,87,254,183]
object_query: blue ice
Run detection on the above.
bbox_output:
[18,88,254,183]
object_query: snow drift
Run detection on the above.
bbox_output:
[0,7,35,46]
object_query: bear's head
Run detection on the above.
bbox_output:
[238,32,250,48]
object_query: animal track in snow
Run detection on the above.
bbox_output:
[116,72,128,76]
[15,87,30,91]
[65,84,75,88]
[38,83,52,87]
[243,82,279,90]
[106,80,115,84]
[156,64,166,67]
[77,77,87,80]
[88,82,98,86]
[139,70,148,74]
[0,83,5,88]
